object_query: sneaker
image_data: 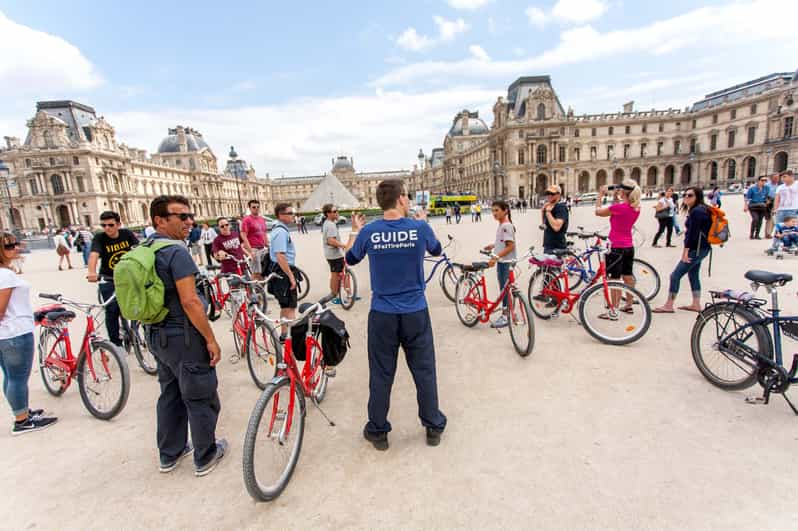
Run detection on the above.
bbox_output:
[159,442,194,473]
[28,408,44,418]
[363,428,389,451]
[426,427,443,447]
[324,366,337,378]
[597,310,620,321]
[331,298,342,305]
[195,439,228,477]
[11,415,58,436]
[765,248,775,256]
[490,315,509,328]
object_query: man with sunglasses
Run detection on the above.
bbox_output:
[211,217,251,274]
[87,211,139,348]
[321,203,358,304]
[269,203,301,339]
[541,184,569,254]
[147,195,226,476]
[240,199,269,279]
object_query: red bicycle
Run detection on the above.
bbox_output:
[526,238,652,345]
[35,289,131,420]
[224,272,271,364]
[454,250,535,356]
[199,257,261,320]
[242,293,335,501]
[337,261,358,310]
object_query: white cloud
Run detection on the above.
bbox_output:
[433,16,470,41]
[525,7,548,28]
[447,0,491,9]
[396,27,435,51]
[231,80,257,92]
[513,47,526,57]
[376,0,798,87]
[551,0,607,23]
[469,45,490,61]
[109,88,499,177]
[0,10,103,99]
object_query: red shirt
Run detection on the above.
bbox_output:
[211,232,245,274]
[241,215,267,249]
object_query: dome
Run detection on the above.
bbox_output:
[448,111,489,137]
[157,126,210,153]
[332,156,354,172]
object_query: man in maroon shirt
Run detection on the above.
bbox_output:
[212,217,251,274]
[240,199,268,278]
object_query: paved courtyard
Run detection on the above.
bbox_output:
[2,194,797,530]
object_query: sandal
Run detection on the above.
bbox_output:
[619,306,634,314]
[652,307,675,313]
[597,312,619,321]
[678,305,701,313]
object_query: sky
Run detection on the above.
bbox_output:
[0,0,796,177]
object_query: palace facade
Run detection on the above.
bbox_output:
[0,101,408,231]
[409,71,798,201]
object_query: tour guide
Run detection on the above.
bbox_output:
[346,179,447,450]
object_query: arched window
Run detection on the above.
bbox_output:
[50,174,65,195]
[537,103,545,121]
[112,175,120,192]
[536,145,547,164]
[746,157,756,178]
[727,159,736,180]
[518,149,525,165]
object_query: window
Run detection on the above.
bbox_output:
[607,145,614,159]
[712,114,718,124]
[50,174,65,195]
[658,123,664,133]
[710,134,717,151]
[559,146,566,162]
[25,159,31,168]
[674,140,681,154]
[640,143,647,158]
[591,128,597,137]
[539,128,544,136]
[730,109,737,120]
[536,145,547,164]
[676,122,681,130]
[175,159,182,166]
[689,139,696,154]
[575,148,581,161]
[785,117,794,138]
[692,119,697,129]
[76,176,85,193]
[623,144,630,159]
[29,179,39,195]
[517,149,525,165]
[95,157,100,165]
[537,103,546,120]
[642,123,647,133]
[751,103,757,115]
[625,125,631,134]
[518,130,523,139]
[608,126,614,136]
[657,142,663,156]
[747,126,756,145]
[574,128,580,137]
[49,157,55,166]
[590,146,597,160]
[560,127,565,136]
[728,130,736,148]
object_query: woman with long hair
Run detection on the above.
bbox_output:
[652,188,675,247]
[594,179,641,317]
[483,200,516,328]
[654,186,713,313]
[54,228,73,270]
[0,232,58,434]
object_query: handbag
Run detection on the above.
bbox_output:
[655,208,670,219]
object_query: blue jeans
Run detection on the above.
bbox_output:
[0,332,34,416]
[668,249,711,298]
[82,245,91,265]
[775,209,798,224]
[771,233,798,250]
[496,262,511,308]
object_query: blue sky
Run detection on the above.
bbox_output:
[1,0,796,176]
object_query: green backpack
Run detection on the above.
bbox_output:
[113,239,182,324]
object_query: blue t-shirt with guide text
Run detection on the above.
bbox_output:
[346,218,442,314]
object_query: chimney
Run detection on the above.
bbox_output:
[176,126,187,152]
[462,111,469,135]
[623,101,634,113]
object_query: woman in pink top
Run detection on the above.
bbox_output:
[594,179,641,317]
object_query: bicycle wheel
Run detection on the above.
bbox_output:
[246,320,281,390]
[38,328,68,396]
[508,290,535,357]
[631,258,660,301]
[308,337,328,403]
[77,340,130,420]
[130,321,157,375]
[690,302,772,390]
[454,274,480,327]
[242,378,305,502]
[296,267,310,301]
[439,263,460,303]
[578,282,651,345]
[527,268,561,320]
[561,251,586,290]
[249,283,269,315]
[339,269,358,310]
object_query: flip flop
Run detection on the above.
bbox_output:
[619,306,634,314]
[652,307,675,313]
[678,306,701,312]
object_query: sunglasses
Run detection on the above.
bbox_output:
[3,242,19,250]
[684,193,696,198]
[330,210,338,214]
[250,205,260,209]
[165,212,195,221]
[100,223,117,228]
[218,224,230,228]
[280,211,295,216]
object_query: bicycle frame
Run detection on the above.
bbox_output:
[424,254,453,284]
[462,267,519,323]
[42,312,107,388]
[537,254,610,314]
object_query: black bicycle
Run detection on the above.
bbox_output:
[690,270,798,414]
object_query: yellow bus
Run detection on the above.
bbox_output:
[426,194,478,216]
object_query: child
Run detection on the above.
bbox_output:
[483,200,516,328]
[766,215,798,256]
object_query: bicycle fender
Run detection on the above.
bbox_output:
[268,375,307,414]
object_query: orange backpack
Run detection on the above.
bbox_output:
[706,205,729,246]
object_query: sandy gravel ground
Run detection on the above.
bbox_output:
[2,194,797,531]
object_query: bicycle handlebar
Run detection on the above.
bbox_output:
[276,293,335,328]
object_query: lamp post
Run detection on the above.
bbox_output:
[229,146,244,217]
[0,160,14,232]
[417,149,427,208]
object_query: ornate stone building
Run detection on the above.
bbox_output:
[0,101,409,231]
[410,71,798,201]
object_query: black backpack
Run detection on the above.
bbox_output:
[318,310,349,367]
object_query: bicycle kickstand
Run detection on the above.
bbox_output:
[310,396,336,427]
[782,393,798,416]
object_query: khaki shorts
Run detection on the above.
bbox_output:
[249,248,269,274]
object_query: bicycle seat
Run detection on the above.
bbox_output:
[530,254,562,267]
[34,304,66,324]
[461,261,490,272]
[206,265,220,271]
[566,232,580,237]
[744,270,793,285]
[550,249,571,257]
[228,277,244,288]
[45,310,76,323]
